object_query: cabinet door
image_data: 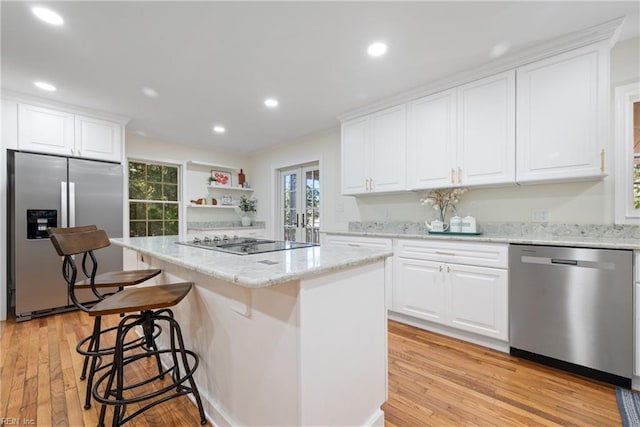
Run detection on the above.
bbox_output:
[18,104,74,155]
[516,44,607,183]
[341,116,368,194]
[458,70,515,186]
[393,258,446,324]
[75,115,122,162]
[369,105,406,193]
[447,264,508,340]
[407,89,457,189]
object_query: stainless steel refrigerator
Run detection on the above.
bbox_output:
[8,150,123,321]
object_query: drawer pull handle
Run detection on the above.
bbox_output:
[447,265,451,273]
[435,251,456,256]
[347,243,361,247]
[439,265,443,272]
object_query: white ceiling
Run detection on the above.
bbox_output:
[2,1,639,153]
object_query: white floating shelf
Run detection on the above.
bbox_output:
[188,204,237,209]
[206,186,253,192]
[187,160,240,172]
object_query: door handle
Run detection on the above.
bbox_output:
[61,181,67,226]
[295,213,299,228]
[301,213,306,228]
[69,182,76,227]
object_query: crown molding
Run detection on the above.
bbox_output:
[0,89,130,125]
[337,17,625,122]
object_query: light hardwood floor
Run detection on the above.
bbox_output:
[1,313,621,426]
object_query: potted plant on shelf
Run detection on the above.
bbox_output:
[237,195,257,226]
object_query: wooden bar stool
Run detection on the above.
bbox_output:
[90,283,207,426]
[48,226,163,411]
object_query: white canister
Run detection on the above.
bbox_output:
[449,215,462,233]
[461,215,477,233]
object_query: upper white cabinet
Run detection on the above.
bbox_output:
[341,105,406,195]
[457,71,515,186]
[516,43,608,183]
[18,104,74,156]
[16,103,124,162]
[406,89,457,189]
[407,70,515,190]
[75,115,122,162]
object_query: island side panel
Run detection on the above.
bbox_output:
[299,260,387,426]
[139,255,302,427]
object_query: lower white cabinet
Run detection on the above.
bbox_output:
[324,234,393,309]
[393,258,446,323]
[393,239,509,342]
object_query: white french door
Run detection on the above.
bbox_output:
[280,163,320,243]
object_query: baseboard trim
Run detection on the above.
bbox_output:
[388,311,509,353]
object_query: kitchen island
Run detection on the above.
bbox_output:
[111,236,392,427]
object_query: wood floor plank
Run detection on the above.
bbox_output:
[0,313,624,426]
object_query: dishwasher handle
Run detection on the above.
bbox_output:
[551,258,578,266]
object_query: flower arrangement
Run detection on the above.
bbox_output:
[420,187,467,223]
[238,195,257,214]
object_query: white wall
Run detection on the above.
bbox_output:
[247,128,348,238]
[248,37,640,233]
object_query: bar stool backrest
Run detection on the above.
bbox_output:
[49,228,111,311]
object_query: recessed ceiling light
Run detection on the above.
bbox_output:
[490,42,510,59]
[31,6,64,26]
[264,98,279,108]
[367,42,387,57]
[213,126,226,134]
[142,87,159,98]
[33,81,57,92]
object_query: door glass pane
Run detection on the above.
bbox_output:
[305,169,320,244]
[283,172,298,241]
[634,102,640,208]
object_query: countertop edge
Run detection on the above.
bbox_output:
[325,230,640,250]
[112,238,392,288]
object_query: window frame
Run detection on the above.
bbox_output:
[125,157,184,237]
[614,81,640,224]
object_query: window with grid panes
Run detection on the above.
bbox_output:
[128,161,179,236]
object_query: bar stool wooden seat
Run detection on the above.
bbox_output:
[89,283,207,426]
[48,226,163,411]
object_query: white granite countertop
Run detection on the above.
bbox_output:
[326,230,640,250]
[111,236,392,288]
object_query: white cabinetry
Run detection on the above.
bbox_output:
[324,234,393,309]
[407,71,515,189]
[75,115,122,162]
[392,239,509,343]
[341,105,406,195]
[17,103,124,162]
[18,104,74,156]
[516,43,608,183]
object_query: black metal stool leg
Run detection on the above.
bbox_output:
[171,316,207,424]
[142,315,165,379]
[84,316,102,409]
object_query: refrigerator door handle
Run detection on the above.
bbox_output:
[61,181,67,227]
[69,182,76,227]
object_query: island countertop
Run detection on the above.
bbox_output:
[111,236,392,289]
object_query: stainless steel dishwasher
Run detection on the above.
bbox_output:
[510,244,633,387]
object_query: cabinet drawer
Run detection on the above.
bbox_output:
[324,234,393,250]
[395,239,508,269]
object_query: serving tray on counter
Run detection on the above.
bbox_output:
[428,231,483,236]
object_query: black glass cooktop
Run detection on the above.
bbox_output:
[177,237,317,255]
